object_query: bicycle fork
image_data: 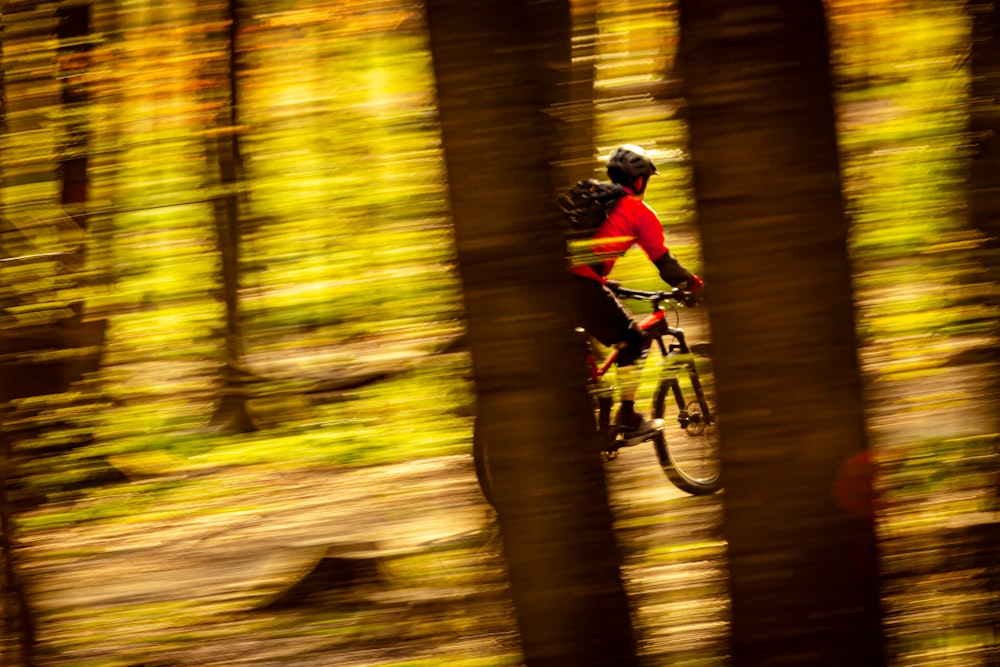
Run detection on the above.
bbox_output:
[657,329,715,431]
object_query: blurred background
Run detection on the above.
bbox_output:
[0,0,997,665]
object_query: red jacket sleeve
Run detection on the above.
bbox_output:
[631,199,700,288]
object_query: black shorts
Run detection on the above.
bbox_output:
[567,274,641,348]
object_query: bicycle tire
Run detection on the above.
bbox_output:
[652,376,723,495]
[473,375,609,511]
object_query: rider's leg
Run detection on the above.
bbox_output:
[615,364,640,423]
[613,328,657,435]
[617,363,640,403]
[567,275,657,436]
[614,327,647,404]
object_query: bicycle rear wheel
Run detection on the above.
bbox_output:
[472,388,610,511]
[651,363,722,495]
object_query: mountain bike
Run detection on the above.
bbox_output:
[472,281,722,507]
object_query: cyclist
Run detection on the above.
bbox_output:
[569,144,703,442]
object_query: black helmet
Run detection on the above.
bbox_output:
[607,144,658,185]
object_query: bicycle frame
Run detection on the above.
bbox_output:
[588,308,668,380]
[584,299,713,441]
[473,282,720,505]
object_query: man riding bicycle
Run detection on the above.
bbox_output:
[568,144,703,443]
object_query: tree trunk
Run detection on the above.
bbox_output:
[1,4,61,663]
[424,2,638,665]
[966,3,1000,657]
[0,23,8,660]
[678,1,886,665]
[969,0,1000,247]
[206,0,257,433]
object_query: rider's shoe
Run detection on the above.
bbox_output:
[614,410,664,446]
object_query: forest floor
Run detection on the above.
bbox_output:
[21,430,728,666]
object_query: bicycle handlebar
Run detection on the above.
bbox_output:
[605,280,696,306]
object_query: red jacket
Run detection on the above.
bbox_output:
[569,195,671,282]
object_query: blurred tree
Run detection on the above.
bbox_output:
[425,1,638,665]
[966,2,1000,656]
[563,0,598,182]
[969,0,1000,246]
[0,2,104,661]
[678,1,886,665]
[204,0,257,433]
[0,18,9,663]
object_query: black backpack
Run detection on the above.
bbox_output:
[558,179,626,237]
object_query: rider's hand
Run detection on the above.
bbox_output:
[680,274,704,307]
[682,291,702,308]
[674,273,702,292]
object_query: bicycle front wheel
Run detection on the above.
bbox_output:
[652,375,722,495]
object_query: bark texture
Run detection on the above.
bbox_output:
[425,1,638,665]
[678,2,886,665]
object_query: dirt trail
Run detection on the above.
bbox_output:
[22,443,727,666]
[26,458,487,613]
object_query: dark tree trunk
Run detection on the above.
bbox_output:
[966,3,1000,657]
[678,1,886,665]
[1,2,112,660]
[1,5,55,664]
[424,1,638,665]
[969,0,1000,247]
[207,0,257,433]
